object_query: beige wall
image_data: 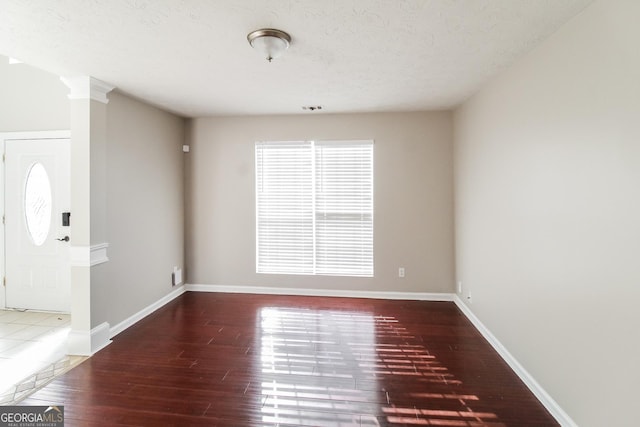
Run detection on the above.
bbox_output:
[454,1,640,425]
[186,112,454,294]
[0,55,69,131]
[91,91,185,327]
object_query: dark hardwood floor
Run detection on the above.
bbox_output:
[20,292,558,426]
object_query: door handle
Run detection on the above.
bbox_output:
[56,236,70,242]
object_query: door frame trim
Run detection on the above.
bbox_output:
[0,130,71,310]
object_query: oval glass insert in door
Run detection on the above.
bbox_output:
[24,162,52,246]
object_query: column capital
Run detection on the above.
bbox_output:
[60,76,115,104]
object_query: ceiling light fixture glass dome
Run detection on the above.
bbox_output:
[247,28,291,62]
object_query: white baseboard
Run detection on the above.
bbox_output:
[453,295,577,427]
[90,322,112,354]
[110,285,186,338]
[67,321,112,356]
[185,283,454,301]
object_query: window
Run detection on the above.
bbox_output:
[24,162,52,246]
[256,140,373,277]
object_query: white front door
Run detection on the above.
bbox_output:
[5,138,71,312]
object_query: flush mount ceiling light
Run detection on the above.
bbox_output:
[247,28,291,62]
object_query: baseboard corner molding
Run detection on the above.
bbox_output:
[110,285,186,338]
[67,322,112,356]
[185,283,454,302]
[453,295,577,427]
[90,322,112,354]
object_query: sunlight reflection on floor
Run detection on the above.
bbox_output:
[258,306,504,426]
[0,310,71,402]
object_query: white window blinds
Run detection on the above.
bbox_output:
[256,140,373,277]
[256,141,314,274]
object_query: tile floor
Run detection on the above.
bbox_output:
[0,309,80,404]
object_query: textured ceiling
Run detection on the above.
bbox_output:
[0,0,593,117]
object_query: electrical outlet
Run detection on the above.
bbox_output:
[398,267,405,278]
[457,281,462,293]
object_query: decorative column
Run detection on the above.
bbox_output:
[60,76,114,355]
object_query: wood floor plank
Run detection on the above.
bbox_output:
[19,292,558,426]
